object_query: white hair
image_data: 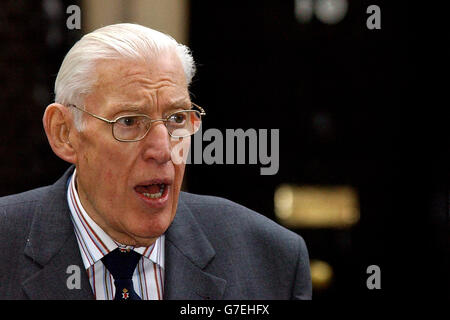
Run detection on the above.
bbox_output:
[54,23,196,130]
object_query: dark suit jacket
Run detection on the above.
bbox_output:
[0,166,312,299]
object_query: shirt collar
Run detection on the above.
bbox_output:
[66,169,164,270]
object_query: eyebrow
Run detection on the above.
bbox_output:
[108,105,143,118]
[168,99,191,110]
[108,99,191,117]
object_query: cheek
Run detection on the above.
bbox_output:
[170,137,190,165]
[81,147,131,201]
[172,138,189,183]
[174,162,186,183]
[170,163,185,216]
[102,169,116,195]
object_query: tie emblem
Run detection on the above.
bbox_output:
[122,288,129,299]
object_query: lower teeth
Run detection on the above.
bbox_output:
[142,185,165,199]
[143,192,162,199]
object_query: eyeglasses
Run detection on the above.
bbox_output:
[67,103,206,142]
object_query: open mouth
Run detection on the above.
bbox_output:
[135,183,167,199]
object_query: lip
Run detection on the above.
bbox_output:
[134,179,171,209]
[136,178,172,186]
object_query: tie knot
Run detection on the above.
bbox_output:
[101,248,142,280]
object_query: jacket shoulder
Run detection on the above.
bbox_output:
[179,192,311,299]
[0,186,51,233]
[179,191,304,246]
[0,186,50,205]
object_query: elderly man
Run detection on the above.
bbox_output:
[0,23,311,300]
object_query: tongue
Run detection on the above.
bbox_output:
[136,184,161,194]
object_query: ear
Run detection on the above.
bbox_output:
[43,103,78,164]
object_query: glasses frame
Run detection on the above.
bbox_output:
[67,103,206,142]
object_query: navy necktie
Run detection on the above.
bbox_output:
[101,248,142,300]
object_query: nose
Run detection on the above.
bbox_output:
[141,121,172,164]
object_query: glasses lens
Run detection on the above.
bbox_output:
[167,110,202,138]
[113,115,150,141]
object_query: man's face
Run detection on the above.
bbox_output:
[71,52,191,247]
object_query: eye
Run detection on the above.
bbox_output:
[168,113,187,124]
[117,116,138,126]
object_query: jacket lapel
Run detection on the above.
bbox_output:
[163,197,226,300]
[22,167,93,300]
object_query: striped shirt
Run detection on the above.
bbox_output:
[66,169,165,300]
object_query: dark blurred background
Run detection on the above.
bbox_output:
[0,0,447,301]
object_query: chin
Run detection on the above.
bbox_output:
[130,210,174,240]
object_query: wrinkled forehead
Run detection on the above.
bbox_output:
[85,55,190,113]
[92,50,187,87]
